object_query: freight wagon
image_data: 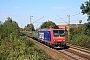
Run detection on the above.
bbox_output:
[32,31,38,39]
[20,31,30,36]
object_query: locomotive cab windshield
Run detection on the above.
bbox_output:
[53,30,65,37]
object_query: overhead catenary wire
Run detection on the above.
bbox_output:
[70,13,81,17]
[34,12,80,24]
[56,12,81,24]
[33,12,82,27]
[44,5,81,17]
[57,15,68,23]
[32,1,86,25]
[32,16,44,23]
[32,5,82,24]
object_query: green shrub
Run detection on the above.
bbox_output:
[69,22,90,49]
[70,33,90,48]
[0,36,51,60]
[25,39,35,47]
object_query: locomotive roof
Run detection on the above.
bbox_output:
[39,28,48,31]
[39,28,65,31]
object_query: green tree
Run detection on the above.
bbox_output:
[0,24,3,39]
[2,17,20,38]
[0,21,1,24]
[81,22,90,36]
[24,24,35,31]
[69,22,90,48]
[80,0,90,21]
[40,20,58,29]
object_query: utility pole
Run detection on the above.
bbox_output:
[67,15,70,43]
[30,15,33,37]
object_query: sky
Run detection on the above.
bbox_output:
[0,0,89,29]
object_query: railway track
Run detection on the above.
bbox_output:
[58,48,90,60]
[30,38,90,60]
[30,38,73,60]
[65,44,90,59]
[67,44,90,54]
[56,44,90,60]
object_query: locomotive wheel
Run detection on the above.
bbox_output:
[51,44,55,48]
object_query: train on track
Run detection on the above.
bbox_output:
[20,28,66,48]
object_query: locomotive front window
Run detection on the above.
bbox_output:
[53,30,64,37]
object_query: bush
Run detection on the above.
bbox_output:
[0,17,51,60]
[69,22,90,49]
[0,36,51,60]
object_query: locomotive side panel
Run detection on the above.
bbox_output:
[38,31,51,43]
[44,31,51,42]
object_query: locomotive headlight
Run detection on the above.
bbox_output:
[54,40,55,41]
[63,40,65,41]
